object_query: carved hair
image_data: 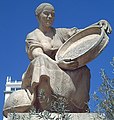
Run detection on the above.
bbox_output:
[35,3,54,19]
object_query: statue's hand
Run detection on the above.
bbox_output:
[57,58,79,70]
[98,20,112,34]
[57,58,73,64]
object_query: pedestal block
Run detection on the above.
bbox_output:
[8,113,105,120]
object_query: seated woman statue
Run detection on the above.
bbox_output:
[3,3,112,117]
[21,3,91,113]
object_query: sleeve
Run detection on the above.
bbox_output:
[67,27,78,37]
[26,30,43,60]
[58,27,79,42]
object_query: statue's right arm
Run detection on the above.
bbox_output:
[32,47,44,59]
[26,30,45,60]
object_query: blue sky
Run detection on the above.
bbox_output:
[0,0,114,119]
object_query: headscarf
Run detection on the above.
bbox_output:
[35,3,54,18]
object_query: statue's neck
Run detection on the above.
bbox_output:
[39,25,52,34]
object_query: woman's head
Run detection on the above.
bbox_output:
[35,3,55,27]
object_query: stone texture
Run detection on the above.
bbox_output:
[8,113,105,120]
[3,2,112,118]
[56,26,109,70]
[3,89,32,117]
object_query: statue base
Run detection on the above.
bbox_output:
[8,113,105,120]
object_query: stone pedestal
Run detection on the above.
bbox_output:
[8,113,105,120]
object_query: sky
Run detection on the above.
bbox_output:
[0,0,114,119]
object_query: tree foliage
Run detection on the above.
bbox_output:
[93,58,114,120]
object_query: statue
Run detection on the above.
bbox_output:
[3,3,112,117]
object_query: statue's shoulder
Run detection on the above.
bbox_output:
[55,28,70,37]
[56,27,77,34]
[55,27,78,41]
[26,28,40,40]
[56,28,69,32]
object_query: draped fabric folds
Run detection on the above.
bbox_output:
[22,28,91,111]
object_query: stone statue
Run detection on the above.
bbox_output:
[3,3,112,117]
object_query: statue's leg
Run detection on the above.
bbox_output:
[33,76,53,111]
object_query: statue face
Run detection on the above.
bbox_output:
[39,6,55,27]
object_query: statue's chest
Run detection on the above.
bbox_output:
[40,34,63,51]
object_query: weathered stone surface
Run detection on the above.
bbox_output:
[3,89,32,117]
[56,26,109,70]
[3,2,112,117]
[8,113,105,120]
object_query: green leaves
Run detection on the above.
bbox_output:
[93,58,114,120]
